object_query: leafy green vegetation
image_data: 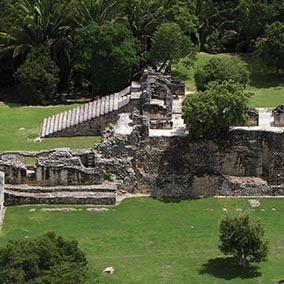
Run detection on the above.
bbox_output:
[194,56,249,91]
[0,104,100,151]
[0,232,88,284]
[174,53,284,108]
[1,197,284,284]
[219,213,269,268]
[182,81,250,139]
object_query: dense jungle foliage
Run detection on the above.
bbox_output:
[0,0,283,104]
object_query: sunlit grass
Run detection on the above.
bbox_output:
[1,197,284,283]
[0,103,100,150]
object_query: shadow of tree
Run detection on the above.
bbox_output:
[199,257,262,280]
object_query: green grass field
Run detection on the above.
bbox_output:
[0,103,100,151]
[173,53,284,108]
[1,197,284,284]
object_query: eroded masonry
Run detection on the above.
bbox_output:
[1,70,284,206]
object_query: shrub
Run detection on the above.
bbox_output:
[194,56,249,91]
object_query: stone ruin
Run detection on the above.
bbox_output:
[3,70,284,207]
[246,108,259,126]
[272,105,284,126]
[139,69,184,129]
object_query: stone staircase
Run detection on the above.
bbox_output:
[41,86,132,138]
[4,183,117,206]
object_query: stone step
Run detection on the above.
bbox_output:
[4,190,116,206]
[50,115,56,134]
[105,95,110,114]
[41,118,48,137]
[113,93,119,110]
[100,96,105,116]
[5,183,117,193]
[109,94,114,112]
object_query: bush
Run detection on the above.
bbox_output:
[194,56,249,91]
[219,213,269,267]
[182,80,250,139]
[15,46,59,105]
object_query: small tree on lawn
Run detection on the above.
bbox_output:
[219,213,269,268]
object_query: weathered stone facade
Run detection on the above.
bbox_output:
[0,172,4,210]
[94,128,284,197]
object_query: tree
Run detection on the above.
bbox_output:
[0,232,88,283]
[74,21,139,96]
[219,213,269,268]
[15,46,59,105]
[182,80,250,139]
[256,21,284,75]
[0,0,76,93]
[73,0,124,26]
[148,22,196,72]
[194,56,249,91]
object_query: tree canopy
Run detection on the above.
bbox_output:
[194,56,249,91]
[0,0,283,104]
[0,232,88,284]
[182,80,250,139]
[219,213,269,268]
[256,21,284,75]
[75,21,139,96]
[15,45,60,105]
[148,22,196,72]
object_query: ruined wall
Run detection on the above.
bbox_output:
[96,129,284,197]
[0,172,4,209]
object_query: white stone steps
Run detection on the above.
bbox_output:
[114,93,119,110]
[46,117,52,136]
[109,94,114,112]
[100,96,105,116]
[40,84,132,137]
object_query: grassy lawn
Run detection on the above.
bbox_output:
[173,53,284,108]
[0,103,100,151]
[1,197,284,284]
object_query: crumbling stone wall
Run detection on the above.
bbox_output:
[96,128,284,197]
[0,171,4,210]
[0,154,27,184]
[35,149,103,186]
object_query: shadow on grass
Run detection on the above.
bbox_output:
[150,196,202,204]
[199,257,261,280]
[240,54,284,89]
[249,72,284,89]
[171,69,190,81]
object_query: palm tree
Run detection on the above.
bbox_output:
[0,0,76,92]
[72,0,124,26]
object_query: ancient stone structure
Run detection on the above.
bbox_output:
[0,172,4,210]
[272,105,284,126]
[40,69,185,137]
[3,71,284,207]
[246,108,259,126]
[0,149,116,205]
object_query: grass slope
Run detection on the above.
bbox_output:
[1,197,284,284]
[173,53,284,108]
[0,104,100,150]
